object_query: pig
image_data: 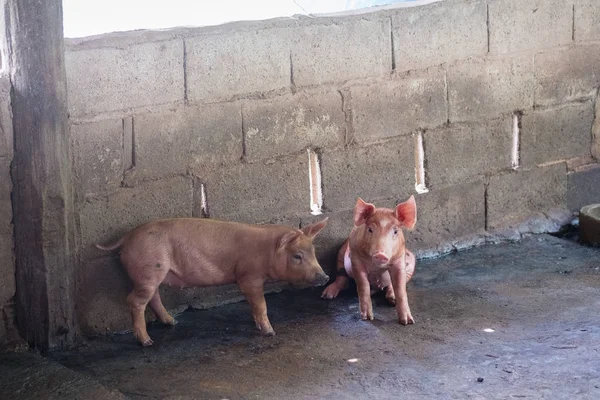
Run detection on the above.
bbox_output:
[96,217,330,346]
[321,196,417,325]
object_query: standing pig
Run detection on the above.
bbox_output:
[97,217,329,346]
[321,196,417,325]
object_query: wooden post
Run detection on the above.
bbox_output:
[1,0,77,349]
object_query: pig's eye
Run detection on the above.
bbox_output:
[368,227,373,233]
[293,254,303,261]
[393,229,398,235]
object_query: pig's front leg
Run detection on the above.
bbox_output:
[238,279,275,336]
[355,267,374,321]
[390,252,415,325]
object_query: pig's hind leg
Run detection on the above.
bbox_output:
[125,258,170,346]
[149,290,177,326]
[128,286,159,346]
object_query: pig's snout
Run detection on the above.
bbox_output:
[372,252,390,265]
[312,272,330,286]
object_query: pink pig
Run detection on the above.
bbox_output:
[321,196,417,325]
[97,217,329,346]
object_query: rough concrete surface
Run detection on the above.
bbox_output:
[2,234,600,399]
[575,0,600,42]
[392,0,487,72]
[534,45,600,106]
[290,18,391,87]
[487,164,567,230]
[350,68,447,142]
[243,90,345,161]
[424,118,512,187]
[488,0,573,54]
[520,102,594,167]
[66,40,184,116]
[320,136,414,211]
[185,30,290,102]
[447,55,534,123]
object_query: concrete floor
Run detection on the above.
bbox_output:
[1,234,600,399]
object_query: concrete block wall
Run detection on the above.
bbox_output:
[0,75,17,348]
[65,0,600,335]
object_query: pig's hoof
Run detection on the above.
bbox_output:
[321,284,340,300]
[142,338,154,346]
[163,317,177,326]
[360,312,374,321]
[261,329,276,337]
[399,316,415,326]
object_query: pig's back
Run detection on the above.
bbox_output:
[120,218,281,287]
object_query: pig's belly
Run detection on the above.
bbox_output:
[161,260,236,288]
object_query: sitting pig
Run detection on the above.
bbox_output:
[97,217,329,346]
[321,196,417,325]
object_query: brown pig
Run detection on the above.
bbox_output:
[97,217,330,346]
[321,196,417,325]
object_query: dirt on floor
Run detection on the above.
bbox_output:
[1,234,600,399]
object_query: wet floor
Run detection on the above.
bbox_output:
[1,234,600,399]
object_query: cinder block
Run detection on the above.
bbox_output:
[392,0,487,71]
[243,90,345,161]
[79,176,193,259]
[291,18,391,87]
[0,158,12,235]
[488,0,573,54]
[186,30,290,102]
[76,255,132,335]
[407,181,485,252]
[0,233,15,305]
[575,0,600,42]
[71,119,124,196]
[448,55,534,123]
[521,102,594,167]
[66,40,184,116]
[487,163,567,230]
[350,68,447,142]
[320,136,415,211]
[201,155,310,223]
[425,118,513,187]
[0,76,12,158]
[535,45,600,106]
[134,102,242,180]
[568,165,600,211]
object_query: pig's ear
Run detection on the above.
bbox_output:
[354,197,375,226]
[301,217,328,238]
[395,195,417,230]
[279,230,301,249]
